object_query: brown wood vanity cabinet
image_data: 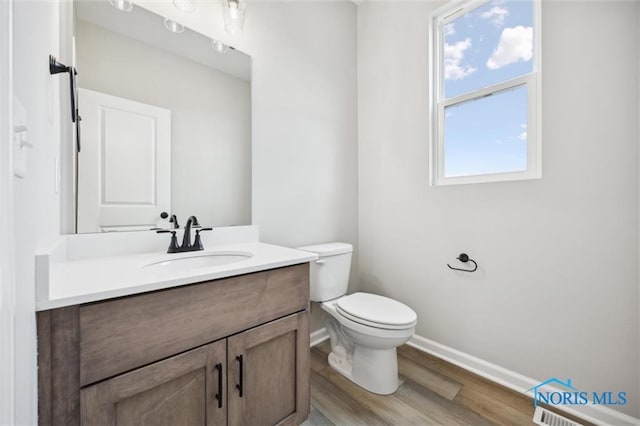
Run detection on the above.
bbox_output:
[37,263,311,426]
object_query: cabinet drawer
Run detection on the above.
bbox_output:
[79,263,309,386]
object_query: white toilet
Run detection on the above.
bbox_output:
[298,242,417,395]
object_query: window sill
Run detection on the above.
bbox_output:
[433,170,541,186]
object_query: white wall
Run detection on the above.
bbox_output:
[358,0,640,417]
[244,2,359,329]
[0,1,15,424]
[139,1,359,331]
[12,0,63,423]
[75,20,251,228]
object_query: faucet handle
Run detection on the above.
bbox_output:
[193,228,212,251]
[156,230,180,253]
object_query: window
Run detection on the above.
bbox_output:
[430,0,541,185]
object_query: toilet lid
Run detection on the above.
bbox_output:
[336,292,417,329]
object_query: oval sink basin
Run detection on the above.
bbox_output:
[143,251,253,270]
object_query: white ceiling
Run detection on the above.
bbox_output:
[75,0,251,81]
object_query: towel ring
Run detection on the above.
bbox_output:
[447,253,478,273]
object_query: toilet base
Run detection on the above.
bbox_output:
[327,351,353,378]
[328,345,400,395]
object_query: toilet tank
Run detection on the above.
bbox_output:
[297,242,353,302]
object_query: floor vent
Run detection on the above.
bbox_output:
[533,407,583,426]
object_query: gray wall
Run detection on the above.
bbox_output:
[76,20,251,228]
[357,0,639,417]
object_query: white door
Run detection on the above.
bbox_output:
[78,89,171,233]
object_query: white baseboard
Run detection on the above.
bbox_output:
[407,334,640,426]
[310,327,329,347]
[310,327,639,426]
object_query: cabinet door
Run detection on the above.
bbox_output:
[81,340,226,426]
[227,312,310,426]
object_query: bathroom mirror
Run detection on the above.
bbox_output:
[67,0,251,233]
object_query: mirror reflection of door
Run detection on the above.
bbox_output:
[69,0,252,234]
[78,89,171,233]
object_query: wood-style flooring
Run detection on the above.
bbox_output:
[305,341,593,426]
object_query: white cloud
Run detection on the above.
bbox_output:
[444,23,456,36]
[518,123,527,140]
[444,38,477,80]
[480,6,509,27]
[486,26,533,70]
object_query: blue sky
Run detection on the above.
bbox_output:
[442,0,533,177]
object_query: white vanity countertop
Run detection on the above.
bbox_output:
[37,241,317,311]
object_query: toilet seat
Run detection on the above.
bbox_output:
[336,292,417,330]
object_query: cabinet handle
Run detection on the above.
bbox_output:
[235,355,244,398]
[214,363,223,409]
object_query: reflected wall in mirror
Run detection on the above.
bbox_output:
[71,0,251,233]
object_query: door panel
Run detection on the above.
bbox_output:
[245,331,296,425]
[102,108,156,205]
[115,369,205,426]
[81,339,226,426]
[78,89,170,233]
[227,312,309,426]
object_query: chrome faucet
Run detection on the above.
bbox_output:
[156,215,212,253]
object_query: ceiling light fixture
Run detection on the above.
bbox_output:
[108,0,133,12]
[222,0,246,36]
[211,39,230,54]
[173,0,195,13]
[164,18,185,33]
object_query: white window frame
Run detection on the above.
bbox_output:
[429,0,542,186]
